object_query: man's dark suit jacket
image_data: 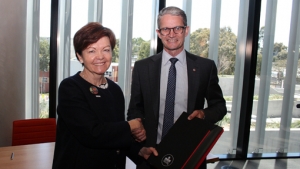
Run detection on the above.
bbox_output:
[127,50,227,147]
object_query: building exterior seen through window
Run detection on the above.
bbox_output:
[39,0,51,118]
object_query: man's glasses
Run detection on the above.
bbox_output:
[158,26,186,35]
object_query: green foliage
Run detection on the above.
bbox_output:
[132,37,151,61]
[291,120,300,128]
[137,41,150,61]
[253,94,284,100]
[112,39,120,62]
[39,93,49,118]
[39,38,50,71]
[224,94,283,101]
[218,27,237,75]
[253,95,259,100]
[258,26,264,49]
[256,27,264,76]
[112,38,150,62]
[256,53,262,75]
[272,42,288,63]
[251,118,280,129]
[112,25,292,78]
[224,96,233,101]
[265,122,281,128]
[253,94,284,101]
[190,28,210,58]
[273,59,286,68]
[277,50,288,60]
[189,27,237,75]
[273,43,287,57]
[215,114,230,127]
[252,119,300,129]
[132,37,145,56]
[269,94,283,100]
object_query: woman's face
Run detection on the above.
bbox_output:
[77,36,112,75]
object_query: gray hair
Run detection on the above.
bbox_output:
[157,6,187,28]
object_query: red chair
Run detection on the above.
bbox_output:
[12,118,56,146]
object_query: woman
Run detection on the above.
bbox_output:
[52,22,143,169]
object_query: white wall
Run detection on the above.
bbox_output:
[0,0,27,146]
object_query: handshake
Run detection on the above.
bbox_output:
[128,118,146,142]
[128,118,158,159]
[127,110,206,160]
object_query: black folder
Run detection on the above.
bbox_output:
[147,112,224,169]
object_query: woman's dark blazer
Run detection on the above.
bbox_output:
[52,72,142,169]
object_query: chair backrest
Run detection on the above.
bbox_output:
[12,118,56,146]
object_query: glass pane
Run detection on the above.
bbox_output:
[166,0,183,8]
[132,0,153,62]
[218,0,240,134]
[249,0,300,154]
[39,0,51,118]
[102,0,122,83]
[125,1,154,166]
[189,0,240,155]
[70,0,88,76]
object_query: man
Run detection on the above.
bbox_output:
[128,6,227,169]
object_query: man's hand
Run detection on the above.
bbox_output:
[129,118,146,142]
[138,147,158,159]
[132,127,146,142]
[188,110,205,120]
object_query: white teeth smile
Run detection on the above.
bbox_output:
[95,63,105,65]
[168,39,177,42]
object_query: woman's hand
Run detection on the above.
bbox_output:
[138,147,158,159]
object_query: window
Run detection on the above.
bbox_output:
[249,0,300,155]
[70,0,88,76]
[34,0,300,161]
[39,0,51,118]
[167,0,241,155]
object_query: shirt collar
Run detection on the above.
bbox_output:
[162,49,186,66]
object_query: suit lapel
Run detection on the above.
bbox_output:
[148,51,201,115]
[149,53,162,119]
[186,52,200,114]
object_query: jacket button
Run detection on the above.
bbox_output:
[116,150,120,154]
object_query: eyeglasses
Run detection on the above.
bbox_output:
[158,26,187,35]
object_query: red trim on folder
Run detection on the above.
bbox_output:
[181,131,210,168]
[181,128,224,169]
[194,129,223,169]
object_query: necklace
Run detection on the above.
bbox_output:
[80,72,108,89]
[98,82,108,89]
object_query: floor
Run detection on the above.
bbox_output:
[207,159,300,169]
[126,158,300,169]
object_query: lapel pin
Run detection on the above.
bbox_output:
[193,68,196,72]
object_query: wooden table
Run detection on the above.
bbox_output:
[206,153,219,163]
[0,142,54,169]
[0,142,219,169]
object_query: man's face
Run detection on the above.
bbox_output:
[156,14,189,56]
